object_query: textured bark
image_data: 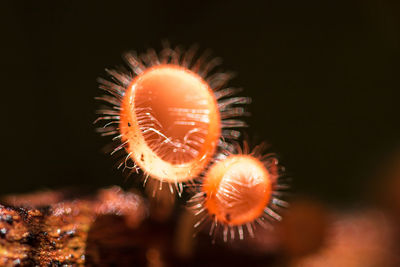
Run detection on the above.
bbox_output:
[0,187,147,266]
[0,187,282,267]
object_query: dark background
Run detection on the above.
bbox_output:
[1,0,399,205]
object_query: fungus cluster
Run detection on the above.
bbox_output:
[96,45,289,241]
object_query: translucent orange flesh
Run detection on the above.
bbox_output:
[203,155,272,226]
[119,64,221,183]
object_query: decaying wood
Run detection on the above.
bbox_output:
[0,187,147,266]
[4,186,396,267]
[0,186,283,267]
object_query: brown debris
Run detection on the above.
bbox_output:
[0,187,147,266]
[3,187,398,267]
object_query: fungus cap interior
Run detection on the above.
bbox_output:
[120,65,221,183]
[203,155,272,225]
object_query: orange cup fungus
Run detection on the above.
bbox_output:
[188,143,288,241]
[203,155,273,226]
[95,46,250,195]
[119,65,220,184]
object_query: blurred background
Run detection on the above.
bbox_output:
[1,0,399,203]
[1,0,400,265]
